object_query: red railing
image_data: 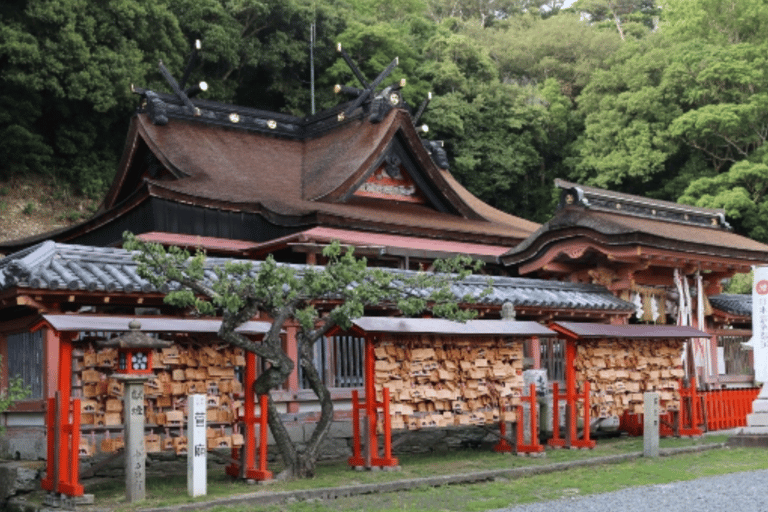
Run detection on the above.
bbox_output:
[701,387,759,431]
[620,384,759,436]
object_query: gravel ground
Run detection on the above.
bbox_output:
[490,469,768,512]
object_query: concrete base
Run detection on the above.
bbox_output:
[726,433,768,448]
[727,383,768,448]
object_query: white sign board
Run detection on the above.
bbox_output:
[187,394,207,497]
[753,267,768,383]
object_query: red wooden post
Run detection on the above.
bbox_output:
[548,381,567,448]
[60,399,83,496]
[257,394,271,478]
[565,339,578,445]
[494,420,513,452]
[678,378,702,436]
[371,388,398,467]
[41,397,56,492]
[227,352,271,480]
[364,337,378,464]
[516,384,544,454]
[574,381,596,449]
[348,390,363,467]
[244,351,256,473]
[58,336,72,491]
[349,336,397,469]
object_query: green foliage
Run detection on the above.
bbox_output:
[679,149,768,243]
[125,232,484,332]
[726,271,752,294]
[22,201,35,215]
[572,0,659,40]
[0,355,32,432]
[482,13,622,99]
[571,35,683,189]
[0,0,185,192]
[660,0,768,45]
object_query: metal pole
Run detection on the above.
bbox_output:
[310,22,316,115]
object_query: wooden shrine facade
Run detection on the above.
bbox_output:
[503,180,768,388]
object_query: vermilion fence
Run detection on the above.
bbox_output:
[620,386,760,435]
[701,387,760,431]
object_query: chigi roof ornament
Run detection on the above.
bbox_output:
[334,43,403,123]
[133,39,209,126]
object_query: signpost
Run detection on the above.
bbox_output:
[188,394,207,497]
[643,392,660,457]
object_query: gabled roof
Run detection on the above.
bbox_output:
[502,179,768,275]
[0,242,635,318]
[0,91,538,255]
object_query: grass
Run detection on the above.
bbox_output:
[74,435,750,512]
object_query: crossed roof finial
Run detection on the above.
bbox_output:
[157,39,208,118]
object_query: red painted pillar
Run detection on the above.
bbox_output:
[244,351,257,472]
[565,338,577,445]
[365,336,378,462]
[284,323,300,414]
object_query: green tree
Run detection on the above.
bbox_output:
[124,233,486,479]
[570,35,683,190]
[571,0,659,40]
[667,42,768,173]
[478,13,622,99]
[679,149,768,243]
[0,0,186,194]
[424,0,559,26]
[660,0,768,45]
[168,0,347,115]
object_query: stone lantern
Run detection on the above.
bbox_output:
[100,319,171,375]
[98,320,172,503]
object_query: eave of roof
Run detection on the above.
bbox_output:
[709,294,752,317]
[38,314,272,334]
[241,226,511,262]
[348,317,555,336]
[0,242,636,315]
[551,321,708,339]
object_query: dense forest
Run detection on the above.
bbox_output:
[2,0,768,243]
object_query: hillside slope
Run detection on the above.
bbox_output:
[0,176,98,249]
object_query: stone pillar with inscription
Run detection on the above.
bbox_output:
[116,375,150,503]
[729,267,768,446]
[643,392,660,457]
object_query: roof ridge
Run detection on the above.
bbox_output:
[555,179,731,230]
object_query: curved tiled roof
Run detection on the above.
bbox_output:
[709,294,751,317]
[0,242,635,314]
[503,182,768,269]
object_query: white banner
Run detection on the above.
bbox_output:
[752,267,768,383]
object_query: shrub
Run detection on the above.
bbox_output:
[0,356,31,433]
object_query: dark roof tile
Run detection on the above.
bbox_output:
[0,242,635,313]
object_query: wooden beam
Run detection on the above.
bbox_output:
[16,295,49,312]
